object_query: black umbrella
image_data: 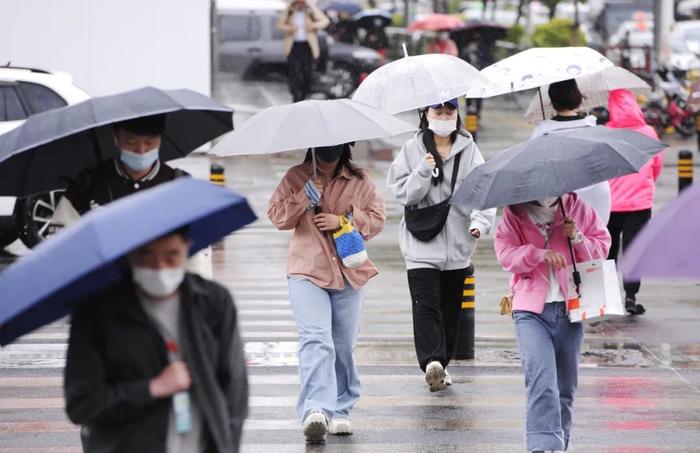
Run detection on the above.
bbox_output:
[450,20,506,48]
[0,86,233,196]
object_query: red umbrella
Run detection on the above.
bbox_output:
[408,14,465,32]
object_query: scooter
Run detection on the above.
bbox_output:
[643,68,696,137]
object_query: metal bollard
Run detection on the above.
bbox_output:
[679,150,693,193]
[453,265,475,360]
[209,163,225,186]
[465,112,479,143]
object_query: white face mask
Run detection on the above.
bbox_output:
[428,119,457,137]
[539,197,559,208]
[132,265,186,298]
[119,147,159,172]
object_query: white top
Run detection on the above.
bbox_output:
[525,202,565,303]
[140,293,204,453]
[293,11,307,42]
[530,115,611,225]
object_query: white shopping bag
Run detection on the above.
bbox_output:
[566,259,625,323]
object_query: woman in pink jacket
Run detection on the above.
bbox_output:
[494,193,611,453]
[606,89,664,315]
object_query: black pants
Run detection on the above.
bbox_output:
[607,209,652,298]
[407,265,472,371]
[287,42,313,102]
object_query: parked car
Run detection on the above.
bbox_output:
[0,66,90,248]
[216,0,383,99]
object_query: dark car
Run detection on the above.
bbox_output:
[216,0,383,98]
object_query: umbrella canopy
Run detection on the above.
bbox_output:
[0,177,256,345]
[352,53,492,114]
[450,20,507,46]
[0,87,233,196]
[479,47,614,98]
[210,99,414,156]
[353,9,392,28]
[452,126,667,210]
[620,182,700,280]
[524,66,652,123]
[323,1,362,15]
[408,13,465,32]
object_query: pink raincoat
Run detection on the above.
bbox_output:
[606,89,664,212]
[494,193,612,314]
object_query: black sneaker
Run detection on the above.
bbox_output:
[625,297,646,315]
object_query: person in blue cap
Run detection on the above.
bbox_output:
[387,99,495,392]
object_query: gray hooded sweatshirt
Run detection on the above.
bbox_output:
[387,131,496,270]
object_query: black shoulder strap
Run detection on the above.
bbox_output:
[449,152,462,195]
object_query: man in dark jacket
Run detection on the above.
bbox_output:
[52,114,184,224]
[64,228,248,453]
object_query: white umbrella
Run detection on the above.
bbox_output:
[351,53,492,114]
[210,98,415,156]
[524,66,652,123]
[479,47,614,98]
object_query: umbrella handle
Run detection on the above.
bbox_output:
[559,200,582,297]
[402,42,409,58]
[538,88,546,121]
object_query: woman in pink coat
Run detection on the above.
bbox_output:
[606,89,663,315]
[494,193,611,452]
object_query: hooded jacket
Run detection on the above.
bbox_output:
[606,89,664,212]
[494,193,611,314]
[387,131,496,271]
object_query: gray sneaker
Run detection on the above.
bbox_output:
[425,361,447,392]
[302,410,327,444]
[329,417,352,435]
[444,370,452,386]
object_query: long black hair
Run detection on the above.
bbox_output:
[418,109,467,185]
[304,143,364,180]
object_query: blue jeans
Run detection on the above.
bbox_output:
[288,276,364,422]
[513,302,584,452]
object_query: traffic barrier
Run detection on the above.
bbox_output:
[454,265,475,360]
[679,150,693,193]
[210,163,225,185]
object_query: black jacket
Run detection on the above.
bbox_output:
[64,273,248,453]
[64,159,183,215]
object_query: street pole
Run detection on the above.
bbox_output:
[210,0,217,97]
[654,0,674,69]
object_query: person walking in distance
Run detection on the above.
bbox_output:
[278,0,330,102]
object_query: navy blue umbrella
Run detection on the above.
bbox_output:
[0,86,233,196]
[323,1,362,15]
[353,9,392,28]
[0,177,256,345]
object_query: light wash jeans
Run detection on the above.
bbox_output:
[513,302,583,452]
[288,276,364,422]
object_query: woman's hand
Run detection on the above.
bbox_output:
[314,213,341,231]
[563,217,578,240]
[469,228,481,239]
[425,153,436,169]
[544,251,567,271]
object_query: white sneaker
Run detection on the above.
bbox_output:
[425,361,447,392]
[302,410,327,444]
[329,417,353,435]
[444,370,452,386]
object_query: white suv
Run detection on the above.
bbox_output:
[0,66,91,248]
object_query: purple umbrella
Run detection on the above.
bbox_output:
[621,182,700,279]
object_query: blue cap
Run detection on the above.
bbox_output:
[429,98,459,109]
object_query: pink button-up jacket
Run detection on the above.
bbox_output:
[268,162,386,290]
[494,193,611,314]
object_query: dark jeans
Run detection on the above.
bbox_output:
[287,42,313,102]
[607,209,652,299]
[407,265,472,371]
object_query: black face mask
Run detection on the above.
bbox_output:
[315,145,344,163]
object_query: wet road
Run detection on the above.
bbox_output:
[0,75,699,451]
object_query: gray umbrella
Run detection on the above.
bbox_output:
[0,86,233,196]
[452,126,667,211]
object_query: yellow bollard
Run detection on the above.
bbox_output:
[454,266,475,360]
[679,150,693,193]
[209,163,225,186]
